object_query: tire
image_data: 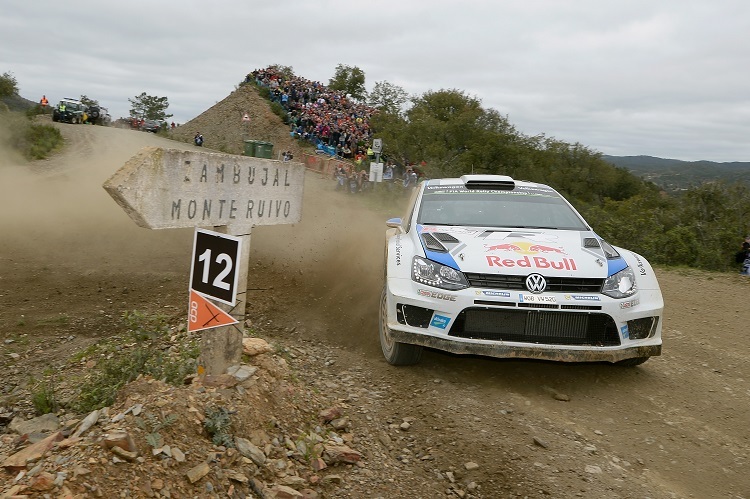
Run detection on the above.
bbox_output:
[379,285,423,365]
[616,356,650,367]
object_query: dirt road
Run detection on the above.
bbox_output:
[1,123,749,498]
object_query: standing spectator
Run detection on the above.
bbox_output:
[735,241,750,275]
[40,95,49,114]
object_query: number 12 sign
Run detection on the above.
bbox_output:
[189,229,242,306]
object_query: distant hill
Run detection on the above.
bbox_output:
[170,84,301,158]
[1,93,37,112]
[603,155,750,191]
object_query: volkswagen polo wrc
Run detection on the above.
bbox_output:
[380,175,663,366]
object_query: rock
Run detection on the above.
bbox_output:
[553,393,570,402]
[235,437,266,465]
[72,410,100,438]
[29,471,56,491]
[311,457,327,471]
[186,461,211,483]
[242,337,272,356]
[268,484,304,498]
[464,461,480,471]
[103,431,138,453]
[319,406,343,422]
[533,437,549,449]
[2,431,64,471]
[227,364,258,381]
[172,446,186,462]
[323,444,362,464]
[280,475,308,488]
[331,416,349,431]
[585,465,603,474]
[8,413,60,435]
[110,445,138,462]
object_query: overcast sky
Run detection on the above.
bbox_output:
[2,0,749,162]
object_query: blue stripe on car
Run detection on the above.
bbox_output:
[607,258,628,276]
[417,225,461,270]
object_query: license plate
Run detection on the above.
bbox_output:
[520,294,557,304]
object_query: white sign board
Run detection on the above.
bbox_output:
[104,147,305,232]
[369,162,384,183]
[372,138,383,154]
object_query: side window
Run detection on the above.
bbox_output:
[402,186,421,234]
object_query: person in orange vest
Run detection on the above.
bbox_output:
[40,95,49,114]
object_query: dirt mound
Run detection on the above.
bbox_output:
[170,84,303,159]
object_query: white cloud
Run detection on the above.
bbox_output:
[3,0,750,161]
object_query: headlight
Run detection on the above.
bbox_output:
[411,256,469,290]
[602,266,637,299]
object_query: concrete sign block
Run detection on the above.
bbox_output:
[103,147,304,231]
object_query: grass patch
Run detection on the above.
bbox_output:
[71,310,200,413]
[31,378,58,415]
[0,110,64,159]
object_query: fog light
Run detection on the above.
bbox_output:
[627,317,658,339]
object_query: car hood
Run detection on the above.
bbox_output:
[417,225,626,278]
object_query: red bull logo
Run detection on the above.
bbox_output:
[486,255,578,271]
[528,244,565,254]
[485,240,567,256]
[485,243,522,252]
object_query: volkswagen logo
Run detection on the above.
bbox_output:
[525,274,547,294]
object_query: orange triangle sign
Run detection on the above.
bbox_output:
[188,289,239,332]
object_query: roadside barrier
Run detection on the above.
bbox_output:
[302,153,352,178]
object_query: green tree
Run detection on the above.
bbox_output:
[128,92,172,121]
[368,81,408,116]
[0,71,18,99]
[328,64,366,101]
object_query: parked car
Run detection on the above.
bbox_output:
[85,105,110,126]
[380,174,664,366]
[51,98,86,124]
[141,119,162,133]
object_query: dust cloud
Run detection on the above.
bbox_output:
[250,174,404,354]
[0,119,195,288]
[0,119,404,355]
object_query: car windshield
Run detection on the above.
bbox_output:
[417,184,589,230]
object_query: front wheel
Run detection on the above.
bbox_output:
[379,285,423,365]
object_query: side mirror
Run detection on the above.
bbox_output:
[386,217,402,229]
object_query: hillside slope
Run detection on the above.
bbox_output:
[170,84,304,159]
[603,154,750,190]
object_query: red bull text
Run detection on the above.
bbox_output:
[486,255,578,271]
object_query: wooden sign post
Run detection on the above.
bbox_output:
[104,147,304,375]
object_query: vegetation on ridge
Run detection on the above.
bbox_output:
[253,64,750,271]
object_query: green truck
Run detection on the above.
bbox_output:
[52,98,86,124]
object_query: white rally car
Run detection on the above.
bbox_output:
[380,175,663,366]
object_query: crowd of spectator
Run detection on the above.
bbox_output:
[247,67,378,164]
[246,66,423,194]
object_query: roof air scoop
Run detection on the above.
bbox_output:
[460,174,515,190]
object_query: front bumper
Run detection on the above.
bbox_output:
[386,278,663,363]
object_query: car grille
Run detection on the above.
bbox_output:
[449,308,620,346]
[464,273,604,293]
